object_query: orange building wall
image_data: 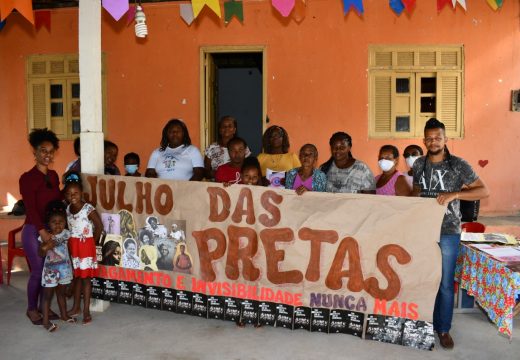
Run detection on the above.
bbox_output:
[0,1,519,215]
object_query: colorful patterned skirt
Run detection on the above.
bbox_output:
[69,236,98,278]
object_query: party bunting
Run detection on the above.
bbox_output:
[102,0,129,21]
[292,0,306,23]
[0,0,34,24]
[192,0,222,19]
[452,0,466,10]
[486,0,503,10]
[389,0,405,15]
[437,0,453,11]
[127,4,136,26]
[224,0,243,24]
[180,3,195,25]
[0,19,6,31]
[401,0,415,12]
[272,0,295,17]
[35,10,50,32]
[342,0,364,15]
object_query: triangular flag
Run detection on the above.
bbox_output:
[35,10,51,32]
[452,0,466,10]
[127,4,136,26]
[272,0,295,17]
[180,4,195,25]
[192,0,222,19]
[401,0,415,13]
[342,0,364,15]
[496,0,504,7]
[224,0,243,24]
[389,0,405,15]
[486,0,499,11]
[292,0,306,23]
[102,0,129,22]
[437,0,453,12]
[0,0,34,24]
[0,19,6,31]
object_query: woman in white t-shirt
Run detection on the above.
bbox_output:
[145,119,204,181]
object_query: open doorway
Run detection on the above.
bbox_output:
[200,47,266,156]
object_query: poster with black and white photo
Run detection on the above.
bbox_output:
[310,308,330,333]
[175,290,193,314]
[132,283,146,307]
[275,303,294,329]
[258,302,276,326]
[402,320,435,351]
[161,288,176,312]
[192,293,208,318]
[117,281,133,304]
[146,286,162,310]
[293,307,311,331]
[346,311,365,338]
[91,277,104,300]
[224,297,241,322]
[365,314,405,345]
[240,299,259,325]
[328,309,349,334]
[207,296,225,320]
[103,279,118,302]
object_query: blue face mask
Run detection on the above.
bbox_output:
[125,164,138,175]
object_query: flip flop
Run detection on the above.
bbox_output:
[82,316,92,325]
[43,323,58,332]
[26,312,43,326]
[61,317,77,324]
[67,310,80,318]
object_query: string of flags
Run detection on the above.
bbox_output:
[0,0,508,34]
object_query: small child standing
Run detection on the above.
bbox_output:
[63,171,104,325]
[39,201,75,332]
[124,152,141,177]
[240,156,264,186]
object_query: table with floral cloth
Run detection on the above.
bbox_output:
[455,243,520,339]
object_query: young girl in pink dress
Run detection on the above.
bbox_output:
[63,172,103,325]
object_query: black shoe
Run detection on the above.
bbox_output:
[438,332,454,349]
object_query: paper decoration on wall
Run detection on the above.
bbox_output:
[224,0,243,24]
[437,0,452,11]
[180,4,195,25]
[272,0,295,17]
[192,0,222,19]
[35,10,50,32]
[292,0,306,23]
[452,0,466,10]
[389,0,405,15]
[486,0,502,11]
[401,0,415,12]
[127,4,136,26]
[135,5,148,38]
[0,0,34,24]
[102,0,129,21]
[0,19,6,31]
[342,0,364,15]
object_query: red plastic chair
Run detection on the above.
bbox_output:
[461,222,486,233]
[7,226,30,285]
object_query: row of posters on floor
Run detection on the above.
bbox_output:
[92,278,435,351]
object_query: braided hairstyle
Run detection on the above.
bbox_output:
[62,170,83,192]
[320,131,354,174]
[44,200,67,225]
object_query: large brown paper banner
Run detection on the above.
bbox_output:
[84,174,445,322]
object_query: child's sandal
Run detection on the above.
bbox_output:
[82,316,92,325]
[43,323,58,332]
[61,317,77,324]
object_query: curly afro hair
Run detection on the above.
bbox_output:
[28,128,60,150]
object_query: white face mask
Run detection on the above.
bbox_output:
[378,159,395,172]
[406,156,420,169]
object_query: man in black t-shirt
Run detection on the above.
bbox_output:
[412,118,489,349]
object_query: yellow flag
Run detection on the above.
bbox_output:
[486,0,498,11]
[192,0,222,18]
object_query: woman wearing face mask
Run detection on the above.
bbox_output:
[375,145,411,196]
[403,145,424,189]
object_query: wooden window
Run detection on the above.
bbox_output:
[26,54,106,140]
[369,45,463,138]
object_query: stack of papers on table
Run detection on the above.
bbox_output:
[460,232,518,245]
[470,243,520,263]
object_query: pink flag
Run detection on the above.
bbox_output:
[102,0,130,21]
[272,0,295,17]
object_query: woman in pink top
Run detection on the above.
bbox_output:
[375,145,411,196]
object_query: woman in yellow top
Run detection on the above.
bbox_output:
[257,125,300,187]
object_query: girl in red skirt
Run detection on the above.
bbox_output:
[63,172,103,324]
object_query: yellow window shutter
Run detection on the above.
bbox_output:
[371,74,392,136]
[28,80,50,130]
[437,72,462,138]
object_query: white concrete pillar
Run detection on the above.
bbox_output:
[79,0,104,175]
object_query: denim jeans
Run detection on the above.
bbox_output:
[433,233,461,333]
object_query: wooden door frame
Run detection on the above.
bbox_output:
[199,45,267,152]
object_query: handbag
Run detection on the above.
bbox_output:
[460,199,480,222]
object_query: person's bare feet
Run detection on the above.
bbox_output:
[67,308,80,318]
[26,310,42,325]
